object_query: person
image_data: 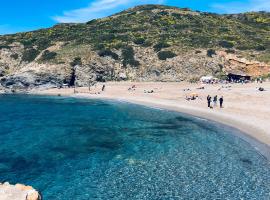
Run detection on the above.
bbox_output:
[219,96,224,108]
[207,95,211,108]
[102,84,105,92]
[213,95,217,107]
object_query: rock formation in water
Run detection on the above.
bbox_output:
[0,5,270,91]
[0,182,41,200]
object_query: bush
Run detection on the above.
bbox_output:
[122,46,140,67]
[225,49,236,54]
[22,48,40,62]
[36,38,51,50]
[189,77,200,83]
[70,57,82,67]
[0,45,11,49]
[98,49,119,60]
[256,45,266,51]
[10,53,19,60]
[153,42,170,52]
[40,50,57,61]
[219,40,234,48]
[207,49,216,57]
[157,51,177,60]
[21,39,37,48]
[133,37,145,45]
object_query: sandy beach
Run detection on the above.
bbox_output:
[35,81,270,157]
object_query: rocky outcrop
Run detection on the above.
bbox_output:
[0,182,41,200]
[0,44,269,92]
[218,51,270,76]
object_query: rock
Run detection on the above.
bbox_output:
[0,182,41,200]
[258,87,265,91]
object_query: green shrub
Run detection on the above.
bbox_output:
[157,51,177,60]
[207,49,216,57]
[86,19,97,25]
[40,50,57,61]
[256,45,266,51]
[70,57,82,67]
[153,42,170,52]
[122,46,140,67]
[22,48,40,62]
[133,37,145,45]
[189,77,200,83]
[21,39,37,48]
[36,38,51,50]
[10,53,19,60]
[219,40,234,48]
[225,49,236,54]
[0,45,11,49]
[98,49,119,60]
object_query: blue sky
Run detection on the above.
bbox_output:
[0,0,269,35]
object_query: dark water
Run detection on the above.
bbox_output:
[0,94,269,199]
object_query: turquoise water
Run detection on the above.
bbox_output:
[0,95,269,199]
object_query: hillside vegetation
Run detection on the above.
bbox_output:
[0,5,270,90]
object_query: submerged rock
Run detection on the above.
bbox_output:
[0,182,41,200]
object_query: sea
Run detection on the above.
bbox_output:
[0,94,269,199]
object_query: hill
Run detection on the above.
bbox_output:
[0,5,270,90]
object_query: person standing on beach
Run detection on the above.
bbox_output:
[213,95,217,107]
[207,95,211,108]
[219,96,224,108]
[102,84,105,92]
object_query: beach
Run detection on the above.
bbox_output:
[35,81,270,154]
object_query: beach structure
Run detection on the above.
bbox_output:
[227,72,251,82]
[200,76,218,84]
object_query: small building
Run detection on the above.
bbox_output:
[227,72,251,82]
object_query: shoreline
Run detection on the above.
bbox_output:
[73,94,270,160]
[30,81,270,159]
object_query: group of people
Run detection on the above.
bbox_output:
[207,95,223,108]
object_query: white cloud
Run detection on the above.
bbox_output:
[212,0,270,13]
[53,0,165,23]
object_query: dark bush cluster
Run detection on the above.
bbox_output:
[225,49,236,54]
[70,57,82,67]
[207,49,216,57]
[22,48,40,62]
[219,40,234,48]
[157,51,177,60]
[0,45,11,49]
[122,46,140,67]
[98,49,119,60]
[40,50,57,61]
[255,45,266,51]
[36,38,51,50]
[153,42,170,52]
[133,37,145,45]
[10,53,19,60]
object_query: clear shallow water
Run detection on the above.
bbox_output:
[0,95,270,200]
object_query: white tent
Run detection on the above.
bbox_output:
[200,76,214,83]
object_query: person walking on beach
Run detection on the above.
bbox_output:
[219,96,224,108]
[102,84,105,92]
[213,95,217,107]
[207,95,212,108]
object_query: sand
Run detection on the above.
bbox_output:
[35,81,270,157]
